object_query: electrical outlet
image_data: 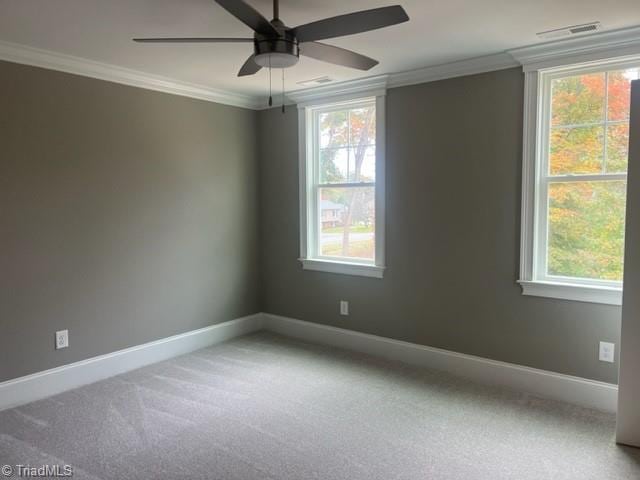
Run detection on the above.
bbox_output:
[599,341,615,363]
[340,300,349,316]
[55,330,69,350]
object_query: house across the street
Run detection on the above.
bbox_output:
[320,199,345,227]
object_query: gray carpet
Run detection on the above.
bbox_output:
[1,332,639,479]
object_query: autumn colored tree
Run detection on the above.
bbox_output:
[547,69,635,281]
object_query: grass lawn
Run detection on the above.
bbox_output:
[322,239,374,259]
[323,225,374,234]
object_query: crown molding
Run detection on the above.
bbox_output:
[0,40,262,110]
[5,24,640,110]
[387,52,519,88]
[285,25,640,106]
[287,75,388,107]
[508,25,640,72]
[284,52,519,107]
[284,53,518,107]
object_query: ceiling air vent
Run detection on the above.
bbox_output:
[537,22,601,40]
[297,76,334,87]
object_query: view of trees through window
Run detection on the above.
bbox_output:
[316,103,376,260]
[547,67,638,281]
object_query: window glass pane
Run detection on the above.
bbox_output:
[607,69,639,121]
[548,181,626,281]
[549,126,604,175]
[551,73,605,127]
[320,147,348,183]
[319,187,375,261]
[319,146,376,184]
[319,111,348,148]
[349,106,376,146]
[348,146,376,183]
[606,124,629,173]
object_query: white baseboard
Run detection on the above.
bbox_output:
[0,312,618,414]
[0,313,264,412]
[262,313,619,413]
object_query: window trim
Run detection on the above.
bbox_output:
[298,89,386,278]
[519,56,640,305]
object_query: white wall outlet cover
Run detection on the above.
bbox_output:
[599,341,615,363]
[340,301,349,316]
[55,330,69,350]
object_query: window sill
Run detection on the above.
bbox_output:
[518,280,622,306]
[299,258,385,279]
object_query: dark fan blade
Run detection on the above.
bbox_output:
[133,37,254,43]
[238,55,262,76]
[300,42,378,70]
[214,0,278,36]
[292,6,409,43]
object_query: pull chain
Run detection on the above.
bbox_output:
[268,55,273,107]
[281,68,285,114]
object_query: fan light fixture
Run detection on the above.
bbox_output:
[254,53,298,68]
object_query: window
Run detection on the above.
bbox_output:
[520,58,639,304]
[298,94,385,278]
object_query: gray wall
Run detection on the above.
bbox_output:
[0,60,260,382]
[258,68,621,384]
[0,61,622,386]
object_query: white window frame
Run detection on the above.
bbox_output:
[519,56,640,305]
[297,89,386,279]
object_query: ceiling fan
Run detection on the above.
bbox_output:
[133,0,410,76]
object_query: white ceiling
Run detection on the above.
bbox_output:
[1,0,639,98]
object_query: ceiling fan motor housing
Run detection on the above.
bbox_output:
[253,27,299,69]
